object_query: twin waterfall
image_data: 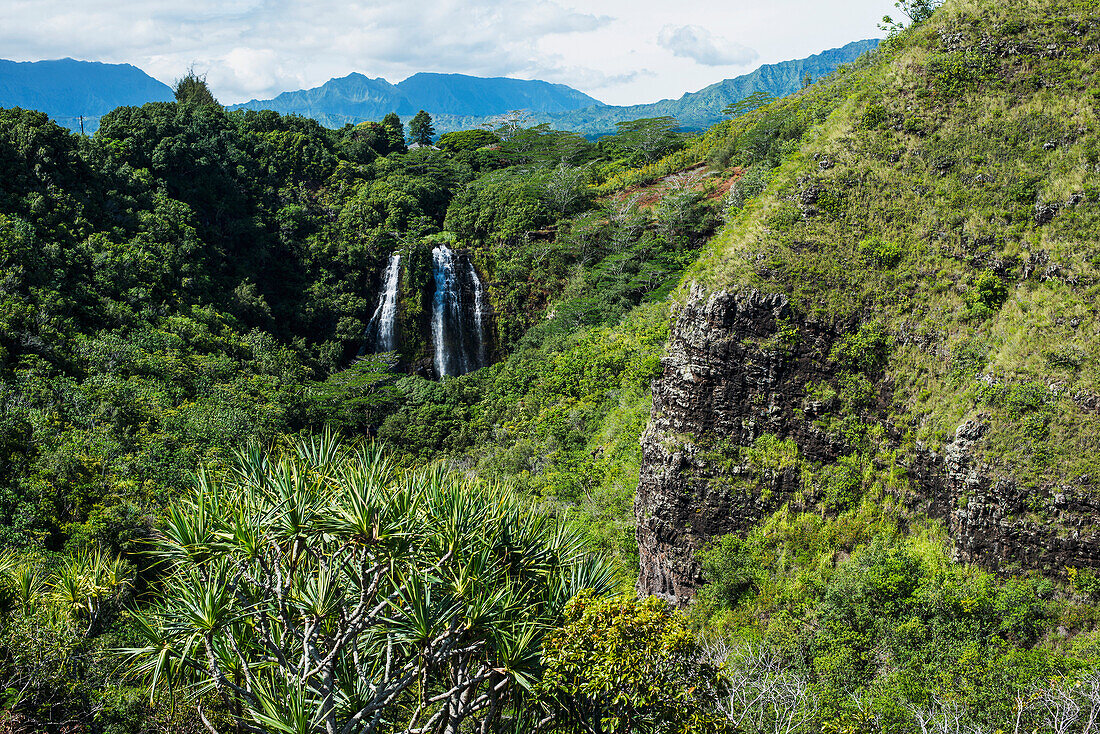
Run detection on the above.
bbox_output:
[365,245,489,379]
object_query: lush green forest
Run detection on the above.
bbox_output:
[3,0,1100,731]
[0,64,719,730]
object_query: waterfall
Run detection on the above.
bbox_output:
[431,245,489,378]
[366,253,401,352]
[431,246,459,377]
[468,260,488,368]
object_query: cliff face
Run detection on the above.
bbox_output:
[634,0,1100,602]
[636,287,837,602]
[946,419,1100,573]
[637,288,1100,603]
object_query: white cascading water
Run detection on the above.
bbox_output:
[366,253,401,352]
[467,260,488,368]
[431,245,459,377]
[432,245,490,378]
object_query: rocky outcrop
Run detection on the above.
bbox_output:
[636,286,842,603]
[636,287,1100,604]
[946,420,1100,573]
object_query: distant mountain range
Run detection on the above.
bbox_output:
[230,39,879,136]
[0,40,879,137]
[229,72,604,125]
[0,58,173,133]
[533,39,880,135]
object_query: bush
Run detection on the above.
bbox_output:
[540,590,730,733]
[858,236,905,267]
[726,165,772,211]
[830,323,891,374]
[965,269,1009,318]
[698,534,761,608]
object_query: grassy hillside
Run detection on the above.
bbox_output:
[620,0,1100,728]
[687,0,1100,494]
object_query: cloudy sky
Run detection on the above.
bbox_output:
[1,0,895,105]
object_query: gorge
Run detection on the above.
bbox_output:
[3,0,1100,728]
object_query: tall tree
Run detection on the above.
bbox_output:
[612,116,681,162]
[722,90,775,118]
[380,112,406,153]
[173,67,220,107]
[409,109,435,146]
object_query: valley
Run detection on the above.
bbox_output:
[2,0,1100,731]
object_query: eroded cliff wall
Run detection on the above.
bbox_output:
[637,286,1100,603]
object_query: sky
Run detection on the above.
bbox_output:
[0,0,896,106]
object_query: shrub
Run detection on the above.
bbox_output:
[858,236,905,267]
[540,590,730,734]
[698,535,761,608]
[965,269,1009,318]
[726,165,772,211]
[859,102,889,130]
[830,323,891,374]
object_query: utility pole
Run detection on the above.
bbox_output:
[79,116,84,135]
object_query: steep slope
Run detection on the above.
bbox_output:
[636,0,1100,602]
[230,72,603,127]
[0,58,173,133]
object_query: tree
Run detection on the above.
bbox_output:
[722,91,775,118]
[880,0,944,35]
[484,110,531,143]
[174,67,220,107]
[701,640,819,734]
[124,433,620,734]
[0,549,135,728]
[381,112,406,153]
[612,117,681,163]
[436,129,499,152]
[542,161,591,215]
[308,354,401,431]
[893,0,943,22]
[539,591,730,734]
[409,110,435,146]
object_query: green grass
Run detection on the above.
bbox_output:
[671,0,1100,493]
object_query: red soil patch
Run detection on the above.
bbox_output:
[608,163,743,209]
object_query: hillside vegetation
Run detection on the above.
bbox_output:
[3,0,1100,731]
[689,0,1100,487]
[629,0,1100,729]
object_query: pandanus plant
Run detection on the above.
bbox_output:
[123,433,620,734]
[0,547,133,634]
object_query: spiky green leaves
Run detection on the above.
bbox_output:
[125,434,620,734]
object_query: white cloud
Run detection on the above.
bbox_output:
[656,24,758,66]
[221,48,281,97]
[0,0,895,105]
[532,65,656,90]
[0,0,613,102]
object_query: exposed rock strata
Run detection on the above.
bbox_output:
[636,286,841,603]
[946,420,1100,573]
[636,286,1100,603]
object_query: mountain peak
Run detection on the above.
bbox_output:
[229,72,604,125]
[0,57,173,133]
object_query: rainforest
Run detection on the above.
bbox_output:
[3,0,1100,731]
